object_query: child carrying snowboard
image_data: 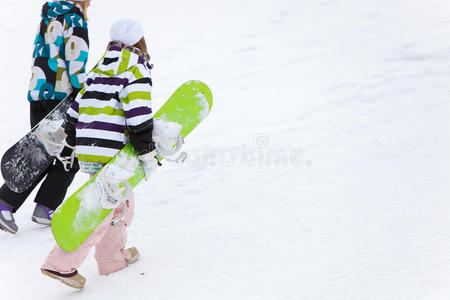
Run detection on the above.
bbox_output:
[41,19,159,289]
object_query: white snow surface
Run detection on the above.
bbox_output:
[1,0,450,299]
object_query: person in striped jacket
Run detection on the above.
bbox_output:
[41,19,159,289]
[65,25,155,174]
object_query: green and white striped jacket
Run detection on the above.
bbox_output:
[66,41,154,172]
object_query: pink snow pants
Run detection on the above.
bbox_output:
[42,194,135,275]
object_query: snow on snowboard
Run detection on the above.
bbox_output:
[51,80,213,252]
[0,94,76,193]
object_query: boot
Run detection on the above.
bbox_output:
[126,247,140,264]
[0,199,18,234]
[32,204,54,225]
[41,268,86,289]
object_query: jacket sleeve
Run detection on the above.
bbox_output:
[64,88,84,146]
[63,13,89,90]
[120,72,154,155]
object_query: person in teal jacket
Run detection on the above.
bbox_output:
[0,0,91,234]
[28,0,90,102]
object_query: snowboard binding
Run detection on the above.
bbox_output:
[36,119,76,171]
[153,118,187,163]
[35,119,67,156]
[94,164,133,225]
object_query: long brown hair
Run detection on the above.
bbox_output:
[134,37,148,56]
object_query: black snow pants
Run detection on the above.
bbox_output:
[0,100,79,212]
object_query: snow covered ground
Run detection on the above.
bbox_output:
[1,0,450,299]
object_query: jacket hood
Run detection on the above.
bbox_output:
[96,41,152,77]
[42,1,82,21]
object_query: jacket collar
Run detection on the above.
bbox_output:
[108,41,151,63]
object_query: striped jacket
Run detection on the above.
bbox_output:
[28,1,89,102]
[65,41,154,169]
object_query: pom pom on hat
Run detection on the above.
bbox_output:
[110,19,144,46]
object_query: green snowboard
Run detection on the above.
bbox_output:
[51,80,213,252]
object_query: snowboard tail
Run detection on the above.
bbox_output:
[51,80,213,252]
[1,96,74,193]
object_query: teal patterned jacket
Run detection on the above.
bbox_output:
[28,0,89,102]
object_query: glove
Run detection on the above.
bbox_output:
[57,139,76,171]
[138,150,160,180]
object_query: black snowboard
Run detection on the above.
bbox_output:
[1,96,74,193]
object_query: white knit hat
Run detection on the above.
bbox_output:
[109,19,144,46]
